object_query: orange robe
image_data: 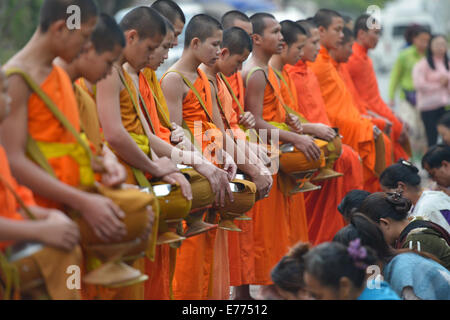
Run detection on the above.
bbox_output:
[169,68,226,299]
[309,47,380,192]
[347,42,409,161]
[27,66,83,208]
[215,74,256,287]
[244,67,300,285]
[285,61,364,244]
[0,146,37,250]
[226,72,245,118]
[335,61,394,168]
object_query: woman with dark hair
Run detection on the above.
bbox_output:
[333,213,450,299]
[359,192,450,270]
[413,34,450,146]
[380,160,450,232]
[437,112,450,146]
[302,240,400,300]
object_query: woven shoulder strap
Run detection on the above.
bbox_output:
[219,73,245,114]
[148,85,173,130]
[5,68,94,175]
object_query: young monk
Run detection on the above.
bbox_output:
[329,27,394,168]
[0,68,82,300]
[161,14,243,300]
[242,13,322,296]
[308,9,383,193]
[270,20,349,246]
[221,11,259,131]
[151,0,185,48]
[0,0,134,254]
[199,26,275,299]
[347,14,410,161]
[285,19,364,245]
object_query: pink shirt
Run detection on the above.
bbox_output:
[413,57,450,111]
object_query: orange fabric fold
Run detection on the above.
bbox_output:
[139,71,172,144]
[347,42,408,160]
[285,61,366,243]
[309,47,378,191]
[27,65,82,208]
[226,72,245,117]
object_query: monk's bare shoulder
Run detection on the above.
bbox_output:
[161,69,189,101]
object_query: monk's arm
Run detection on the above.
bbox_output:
[96,69,176,177]
[161,72,185,127]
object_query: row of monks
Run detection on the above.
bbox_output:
[0,0,411,300]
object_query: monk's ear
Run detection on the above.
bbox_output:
[191,37,201,49]
[220,48,230,59]
[124,29,139,44]
[252,33,262,46]
[48,19,69,36]
[318,25,327,37]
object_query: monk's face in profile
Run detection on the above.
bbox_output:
[302,28,321,62]
[171,18,185,48]
[319,17,344,50]
[358,28,381,50]
[193,29,222,67]
[51,17,98,64]
[0,71,11,124]
[254,18,283,55]
[125,30,164,70]
[77,42,123,83]
[333,39,354,63]
[148,30,175,70]
[232,20,253,36]
[217,48,250,77]
[283,34,307,66]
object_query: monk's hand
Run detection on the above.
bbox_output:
[79,193,127,243]
[250,172,273,200]
[151,156,180,179]
[194,161,233,208]
[286,114,303,134]
[293,135,321,161]
[100,149,127,187]
[170,122,185,145]
[162,172,193,201]
[36,209,80,251]
[239,112,256,130]
[311,124,336,141]
[373,125,382,139]
[222,150,237,181]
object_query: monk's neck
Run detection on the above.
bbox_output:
[199,64,219,83]
[55,57,79,82]
[176,50,202,73]
[356,40,369,53]
[18,30,59,68]
[269,55,285,73]
[252,47,273,67]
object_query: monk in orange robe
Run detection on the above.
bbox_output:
[328,27,394,167]
[309,9,382,192]
[161,15,237,300]
[242,14,324,298]
[200,27,275,300]
[347,14,410,161]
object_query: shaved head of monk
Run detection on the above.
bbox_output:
[332,27,355,63]
[354,14,381,50]
[39,0,98,63]
[250,13,284,55]
[279,20,308,66]
[313,9,344,50]
[73,13,125,83]
[183,14,223,67]
[297,19,321,63]
[151,0,185,47]
[148,17,176,70]
[216,27,252,77]
[221,10,253,36]
[119,6,166,71]
[0,70,11,123]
